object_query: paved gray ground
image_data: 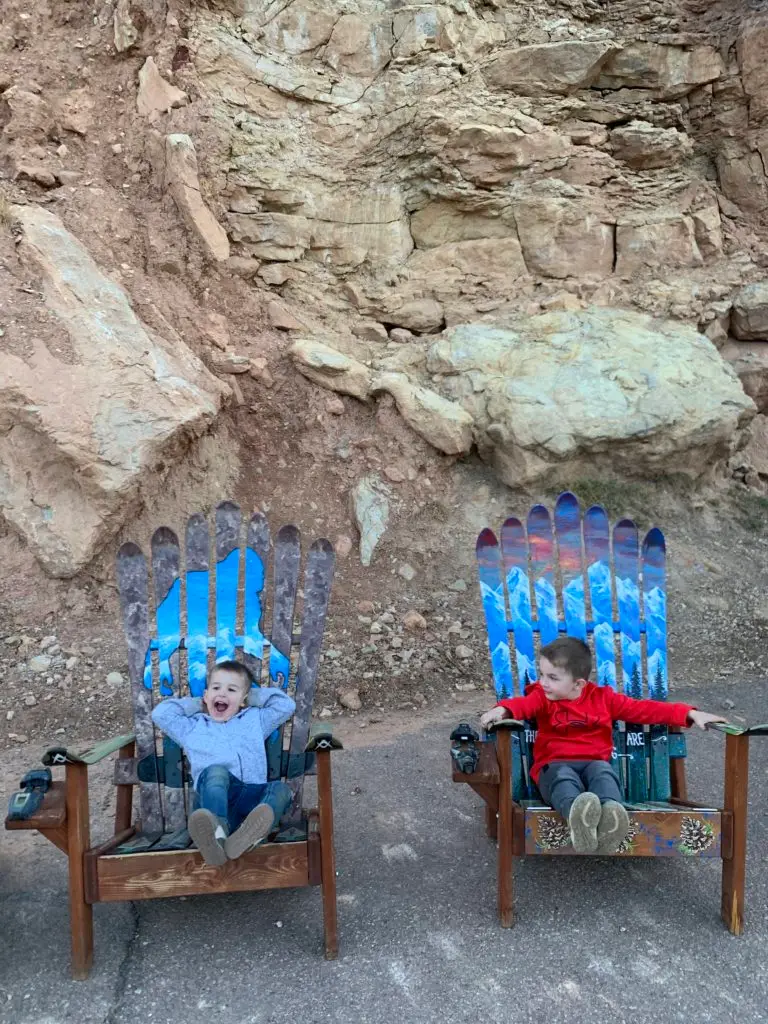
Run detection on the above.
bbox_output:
[2,683,767,1024]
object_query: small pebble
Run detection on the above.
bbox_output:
[403,610,427,631]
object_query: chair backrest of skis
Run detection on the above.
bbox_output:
[116,501,335,836]
[476,491,680,805]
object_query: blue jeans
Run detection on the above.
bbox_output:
[194,765,291,832]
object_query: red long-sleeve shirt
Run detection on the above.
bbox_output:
[498,681,694,783]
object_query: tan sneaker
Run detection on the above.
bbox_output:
[597,800,630,854]
[188,809,227,867]
[568,792,601,853]
[224,804,275,860]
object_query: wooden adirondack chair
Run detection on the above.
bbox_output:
[452,491,767,934]
[5,502,341,978]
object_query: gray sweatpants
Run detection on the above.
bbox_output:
[538,761,623,819]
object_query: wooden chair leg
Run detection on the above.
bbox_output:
[65,762,94,979]
[496,729,514,928]
[722,733,749,936]
[115,740,135,834]
[669,728,688,801]
[316,749,338,959]
[485,803,498,840]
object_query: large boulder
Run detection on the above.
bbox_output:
[426,308,755,486]
[0,206,228,577]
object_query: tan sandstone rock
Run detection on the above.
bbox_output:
[0,206,227,577]
[113,0,138,52]
[731,284,768,340]
[165,134,230,262]
[137,57,188,120]
[290,339,372,401]
[721,341,768,411]
[610,121,694,170]
[485,40,620,95]
[371,372,474,455]
[442,123,571,187]
[615,215,702,277]
[410,202,516,249]
[596,44,723,99]
[324,14,394,78]
[514,197,614,280]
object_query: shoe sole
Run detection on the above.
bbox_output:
[597,801,631,854]
[188,809,227,867]
[569,792,601,853]
[225,805,275,860]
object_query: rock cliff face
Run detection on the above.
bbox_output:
[191,0,755,338]
[3,0,768,580]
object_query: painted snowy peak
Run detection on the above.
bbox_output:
[425,308,755,486]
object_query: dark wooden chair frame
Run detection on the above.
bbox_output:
[6,503,342,978]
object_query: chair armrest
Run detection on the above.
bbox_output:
[42,732,136,767]
[706,722,768,737]
[486,718,525,734]
[305,724,343,752]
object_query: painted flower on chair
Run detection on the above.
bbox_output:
[616,818,640,854]
[537,815,571,850]
[679,816,715,855]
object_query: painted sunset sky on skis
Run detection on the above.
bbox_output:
[478,493,668,702]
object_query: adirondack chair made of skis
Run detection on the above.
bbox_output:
[451,491,767,934]
[5,502,342,978]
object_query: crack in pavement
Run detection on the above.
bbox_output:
[102,902,140,1024]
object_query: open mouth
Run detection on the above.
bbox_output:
[213,699,229,714]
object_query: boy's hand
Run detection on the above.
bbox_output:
[480,706,510,730]
[688,710,729,730]
[247,687,271,708]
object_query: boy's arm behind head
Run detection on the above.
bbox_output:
[151,697,201,745]
[254,688,296,735]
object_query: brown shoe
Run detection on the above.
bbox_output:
[188,809,227,867]
[224,804,275,860]
[597,800,630,854]
[568,792,601,853]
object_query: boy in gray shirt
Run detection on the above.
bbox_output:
[152,660,295,866]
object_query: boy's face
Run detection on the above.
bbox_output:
[203,668,249,722]
[538,657,585,701]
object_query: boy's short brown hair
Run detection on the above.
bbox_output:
[207,658,253,693]
[539,636,592,681]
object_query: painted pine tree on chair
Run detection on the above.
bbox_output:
[6,502,342,978]
[452,491,767,933]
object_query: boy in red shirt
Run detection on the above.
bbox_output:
[480,637,726,854]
